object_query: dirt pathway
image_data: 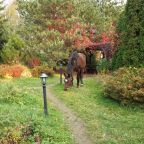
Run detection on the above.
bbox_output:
[47,87,93,144]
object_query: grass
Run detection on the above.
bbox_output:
[51,75,144,144]
[1,75,144,144]
[0,77,74,144]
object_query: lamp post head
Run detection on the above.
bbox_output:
[40,73,48,85]
[60,63,63,68]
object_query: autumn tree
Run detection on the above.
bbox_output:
[17,0,124,66]
[17,0,69,66]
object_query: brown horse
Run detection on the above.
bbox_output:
[64,51,86,90]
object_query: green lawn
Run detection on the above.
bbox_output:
[0,78,74,144]
[1,76,144,144]
[51,75,144,144]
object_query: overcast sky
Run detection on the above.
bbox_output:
[4,0,14,6]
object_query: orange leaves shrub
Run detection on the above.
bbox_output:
[0,64,30,78]
[11,65,26,77]
[0,65,11,78]
[32,66,54,77]
[104,67,144,104]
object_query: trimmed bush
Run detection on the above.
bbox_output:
[32,66,54,77]
[104,67,144,104]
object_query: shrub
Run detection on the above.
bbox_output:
[0,65,12,78]
[21,69,32,78]
[1,45,20,65]
[0,64,31,78]
[11,65,26,77]
[104,67,144,104]
[27,57,41,68]
[1,35,25,64]
[97,59,111,74]
[32,66,54,77]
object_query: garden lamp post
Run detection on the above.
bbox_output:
[60,63,63,84]
[40,73,48,116]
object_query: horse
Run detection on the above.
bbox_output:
[64,51,86,90]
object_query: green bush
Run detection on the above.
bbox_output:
[32,66,54,77]
[97,59,111,73]
[104,67,144,104]
[1,35,25,64]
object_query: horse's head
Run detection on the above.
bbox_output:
[64,73,73,91]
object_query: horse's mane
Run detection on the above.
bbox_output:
[66,51,78,75]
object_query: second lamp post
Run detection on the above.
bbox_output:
[60,63,63,84]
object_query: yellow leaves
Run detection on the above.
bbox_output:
[21,69,32,78]
[3,73,13,79]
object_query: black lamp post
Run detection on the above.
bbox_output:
[40,73,48,116]
[60,63,63,84]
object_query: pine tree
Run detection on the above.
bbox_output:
[112,0,144,69]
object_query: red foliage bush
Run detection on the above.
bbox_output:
[11,65,26,77]
[0,64,28,78]
[27,57,41,68]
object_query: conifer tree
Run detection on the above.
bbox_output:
[112,0,144,69]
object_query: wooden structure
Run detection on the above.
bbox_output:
[84,42,112,73]
[85,42,112,60]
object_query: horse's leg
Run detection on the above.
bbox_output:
[77,70,80,88]
[80,69,84,85]
[71,74,74,86]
